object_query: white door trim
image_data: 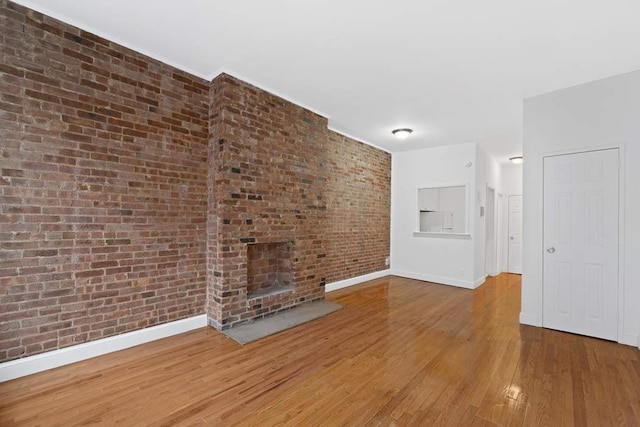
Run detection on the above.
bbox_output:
[537,144,625,344]
[485,185,497,276]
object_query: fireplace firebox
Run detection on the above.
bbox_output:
[246,241,294,298]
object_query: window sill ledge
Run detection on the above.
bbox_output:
[413,232,472,240]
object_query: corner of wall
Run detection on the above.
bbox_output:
[616,332,639,347]
[519,312,541,327]
[474,276,487,288]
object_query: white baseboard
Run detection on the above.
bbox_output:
[325,269,391,293]
[519,312,541,327]
[392,270,476,289]
[0,314,208,383]
[618,332,639,347]
[474,276,487,288]
[517,317,638,348]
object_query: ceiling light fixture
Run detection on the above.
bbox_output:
[392,128,413,140]
[509,156,523,164]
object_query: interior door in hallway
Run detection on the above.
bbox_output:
[543,149,619,341]
[508,195,523,274]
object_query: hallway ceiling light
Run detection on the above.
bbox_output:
[392,128,413,140]
[509,156,523,164]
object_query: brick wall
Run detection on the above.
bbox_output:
[205,75,390,329]
[0,1,209,361]
[1,1,391,362]
[325,132,391,283]
[206,74,328,329]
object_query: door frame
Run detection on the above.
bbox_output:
[538,144,625,343]
[485,185,497,276]
[497,193,505,273]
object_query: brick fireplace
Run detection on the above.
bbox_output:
[206,74,328,330]
[0,1,391,362]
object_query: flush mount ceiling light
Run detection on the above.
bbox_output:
[392,128,413,140]
[509,156,524,164]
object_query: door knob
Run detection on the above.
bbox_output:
[510,236,514,240]
[546,247,556,253]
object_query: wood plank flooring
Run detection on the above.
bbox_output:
[2,274,640,426]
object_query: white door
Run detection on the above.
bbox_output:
[508,195,523,274]
[543,149,619,341]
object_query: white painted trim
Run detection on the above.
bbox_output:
[412,232,471,239]
[11,1,210,81]
[474,276,486,288]
[392,270,476,289]
[0,315,208,383]
[325,269,390,293]
[618,332,639,347]
[617,145,626,347]
[519,312,541,327]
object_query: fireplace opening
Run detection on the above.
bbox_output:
[246,241,294,299]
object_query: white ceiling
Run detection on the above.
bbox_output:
[13,0,640,160]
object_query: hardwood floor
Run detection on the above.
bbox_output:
[2,274,640,426]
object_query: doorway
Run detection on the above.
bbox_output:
[542,148,619,341]
[508,195,523,274]
[485,186,497,276]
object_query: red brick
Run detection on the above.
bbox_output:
[0,1,390,362]
[0,1,208,362]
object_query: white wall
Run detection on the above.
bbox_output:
[501,163,523,197]
[474,146,502,282]
[500,163,523,271]
[522,69,640,346]
[391,143,478,288]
